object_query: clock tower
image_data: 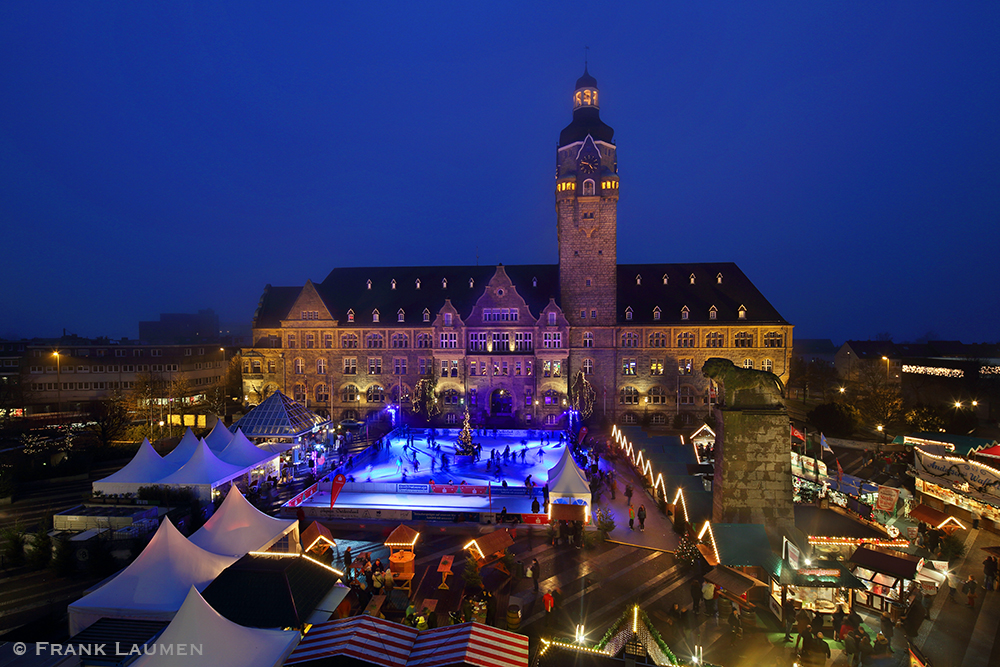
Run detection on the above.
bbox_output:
[556,67,619,328]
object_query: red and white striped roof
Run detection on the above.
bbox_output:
[410,622,528,667]
[285,615,417,666]
[284,619,527,667]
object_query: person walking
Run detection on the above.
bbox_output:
[530,558,541,592]
[610,477,617,500]
[637,504,647,532]
[690,578,702,615]
[794,606,812,651]
[543,590,555,627]
[625,483,633,504]
[702,580,717,620]
[343,547,353,581]
[726,607,742,645]
[813,632,831,666]
[782,597,796,641]
[963,575,979,608]
[628,504,635,530]
[984,555,997,592]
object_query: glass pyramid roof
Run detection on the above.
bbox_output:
[232,390,329,438]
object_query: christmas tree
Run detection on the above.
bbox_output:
[456,410,476,455]
[674,534,700,567]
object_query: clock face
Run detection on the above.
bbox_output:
[580,155,598,173]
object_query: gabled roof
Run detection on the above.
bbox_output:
[408,622,529,667]
[547,447,591,498]
[617,263,787,324]
[709,523,779,571]
[205,420,235,453]
[68,519,237,635]
[131,586,299,667]
[217,429,273,468]
[905,432,998,457]
[232,390,329,438]
[95,438,176,485]
[850,546,921,580]
[285,615,419,666]
[201,553,341,629]
[189,487,297,557]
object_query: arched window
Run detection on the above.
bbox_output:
[764,332,784,348]
[341,409,359,421]
[583,332,594,348]
[619,386,639,405]
[706,332,724,348]
[583,179,595,196]
[762,359,773,372]
[315,383,329,402]
[366,384,384,403]
[544,389,561,405]
[582,359,594,375]
[442,389,460,405]
[342,384,359,402]
[677,332,695,348]
[341,333,358,349]
[366,333,384,348]
[734,332,753,348]
[743,359,755,369]
[391,333,409,348]
[649,332,667,348]
[649,386,667,405]
[622,412,638,425]
[316,358,327,374]
[293,383,306,402]
[679,386,695,405]
[416,333,432,349]
[621,331,639,348]
[293,358,305,374]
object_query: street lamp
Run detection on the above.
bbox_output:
[876,424,886,452]
[53,351,61,420]
[881,356,890,381]
[219,347,227,423]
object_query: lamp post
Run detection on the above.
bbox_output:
[881,356,890,381]
[219,347,226,423]
[53,351,61,420]
[876,424,885,453]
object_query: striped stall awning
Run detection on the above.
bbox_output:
[285,615,418,666]
[410,622,529,667]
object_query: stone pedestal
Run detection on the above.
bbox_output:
[712,407,794,528]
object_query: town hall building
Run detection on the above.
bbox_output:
[242,69,793,429]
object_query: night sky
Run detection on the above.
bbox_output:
[2,3,997,344]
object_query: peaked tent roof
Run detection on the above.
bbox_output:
[205,420,236,453]
[94,439,176,485]
[68,519,237,635]
[217,429,273,468]
[547,447,591,498]
[408,622,529,667]
[232,390,328,438]
[132,586,299,667]
[189,487,297,557]
[157,440,247,487]
[162,427,203,468]
[285,615,419,666]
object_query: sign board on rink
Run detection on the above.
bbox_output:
[315,507,413,521]
[411,510,480,522]
[396,483,430,494]
[430,484,490,496]
[520,513,549,525]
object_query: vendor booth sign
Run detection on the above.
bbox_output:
[876,486,901,512]
[915,448,1000,506]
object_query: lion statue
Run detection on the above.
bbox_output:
[702,357,785,409]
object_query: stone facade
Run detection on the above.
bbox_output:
[242,70,794,430]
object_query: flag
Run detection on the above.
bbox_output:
[821,433,833,453]
[836,458,844,486]
[790,425,805,441]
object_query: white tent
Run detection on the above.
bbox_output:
[68,519,237,635]
[157,441,249,503]
[189,487,299,558]
[217,429,273,469]
[546,447,591,505]
[162,427,203,469]
[92,439,178,497]
[205,420,236,453]
[132,586,299,667]
[256,441,294,456]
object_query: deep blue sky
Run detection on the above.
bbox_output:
[2,3,998,344]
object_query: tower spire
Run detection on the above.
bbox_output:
[585,45,589,68]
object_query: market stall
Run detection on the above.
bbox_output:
[776,559,865,616]
[909,503,966,535]
[849,546,923,617]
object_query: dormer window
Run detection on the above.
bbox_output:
[681,306,690,321]
[738,305,747,320]
[653,307,661,321]
[547,312,557,326]
[625,307,633,321]
[469,278,474,289]
[391,279,396,290]
[442,278,448,289]
[372,309,380,323]
[635,274,642,286]
[366,280,372,290]
[397,309,405,323]
[347,309,355,323]
[422,308,430,322]
[532,277,537,287]
[662,274,668,285]
[709,306,718,320]
[716,273,723,284]
[689,273,696,285]
[415,278,421,290]
[444,312,453,326]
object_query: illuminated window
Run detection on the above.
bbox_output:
[343,358,357,374]
[622,358,636,375]
[544,389,560,405]
[365,384,384,402]
[543,332,562,349]
[342,333,358,349]
[469,333,487,351]
[738,305,747,319]
[547,312,557,326]
[583,359,594,375]
[653,307,661,321]
[762,359,773,372]
[439,332,457,349]
[515,332,532,351]
[316,358,327,374]
[347,310,355,323]
[650,359,663,376]
[470,361,478,376]
[267,360,276,373]
[583,332,594,348]
[744,359,754,369]
[717,273,723,284]
[709,306,717,320]
[368,357,382,375]
[678,359,693,375]
[583,179,595,196]
[444,312,453,326]
[443,388,460,404]
[689,273,696,285]
[372,309,380,323]
[620,386,639,405]
[391,279,396,290]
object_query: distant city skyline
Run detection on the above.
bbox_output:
[2,4,997,344]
